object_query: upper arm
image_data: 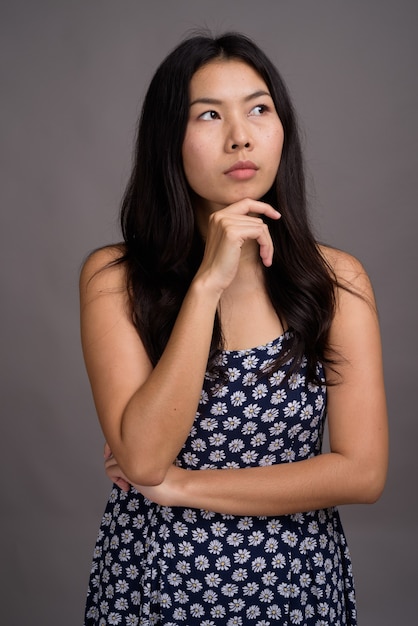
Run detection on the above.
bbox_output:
[79,247,153,449]
[323,248,388,499]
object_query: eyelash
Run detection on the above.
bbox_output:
[198,104,270,120]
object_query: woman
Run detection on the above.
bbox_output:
[81,32,388,625]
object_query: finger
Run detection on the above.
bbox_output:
[226,198,281,220]
[114,477,130,492]
[104,441,112,459]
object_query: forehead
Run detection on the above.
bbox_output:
[189,59,269,99]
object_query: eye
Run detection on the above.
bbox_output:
[249,104,269,116]
[199,110,220,121]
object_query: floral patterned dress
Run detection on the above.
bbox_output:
[84,331,357,625]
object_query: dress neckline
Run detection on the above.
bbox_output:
[221,328,292,355]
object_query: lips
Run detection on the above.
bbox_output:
[224,160,259,174]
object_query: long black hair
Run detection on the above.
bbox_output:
[118,32,337,383]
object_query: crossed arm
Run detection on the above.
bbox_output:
[80,203,388,517]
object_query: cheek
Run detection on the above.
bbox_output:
[182,136,208,187]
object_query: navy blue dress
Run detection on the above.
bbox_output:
[85,331,357,625]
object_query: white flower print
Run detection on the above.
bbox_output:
[223,416,241,431]
[300,404,313,420]
[210,402,228,416]
[204,572,222,587]
[237,517,253,531]
[230,390,247,406]
[85,339,357,625]
[241,421,258,435]
[284,400,301,417]
[192,528,208,543]
[176,560,191,575]
[271,389,287,404]
[210,521,228,537]
[125,565,139,580]
[199,390,209,404]
[209,449,226,463]
[233,549,251,564]
[215,555,231,570]
[166,573,182,589]
[269,369,286,385]
[172,607,187,620]
[211,604,226,618]
[211,383,229,398]
[228,438,245,453]
[118,548,130,562]
[226,532,243,547]
[194,555,209,571]
[264,538,279,553]
[243,403,261,418]
[259,454,276,466]
[191,438,207,452]
[190,603,205,617]
[267,604,282,619]
[252,383,268,399]
[163,542,176,558]
[208,540,223,555]
[126,498,139,512]
[288,424,303,439]
[246,604,261,618]
[289,608,303,624]
[242,581,259,596]
[178,541,194,557]
[261,407,279,422]
[280,448,296,462]
[298,443,311,457]
[111,563,122,577]
[242,372,258,386]
[209,432,227,446]
[248,531,264,546]
[183,451,199,467]
[242,355,259,370]
[241,450,258,464]
[173,522,188,537]
[231,568,248,582]
[259,588,274,602]
[262,571,278,586]
[186,578,203,593]
[227,367,241,381]
[288,372,305,389]
[250,432,267,447]
[251,556,266,572]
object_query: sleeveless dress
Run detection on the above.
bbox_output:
[84,331,357,625]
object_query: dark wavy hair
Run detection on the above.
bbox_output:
[117,32,337,383]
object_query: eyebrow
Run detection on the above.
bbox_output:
[189,90,272,107]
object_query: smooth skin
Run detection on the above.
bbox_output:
[80,60,388,517]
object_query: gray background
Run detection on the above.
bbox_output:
[1,1,416,624]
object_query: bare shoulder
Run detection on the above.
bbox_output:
[319,244,374,303]
[79,244,127,302]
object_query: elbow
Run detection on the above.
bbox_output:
[123,457,168,487]
[356,465,387,504]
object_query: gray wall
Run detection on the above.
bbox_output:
[1,1,416,624]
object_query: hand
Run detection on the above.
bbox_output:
[104,442,185,505]
[196,198,280,293]
[104,442,131,492]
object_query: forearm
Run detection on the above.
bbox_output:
[118,278,219,484]
[172,452,385,516]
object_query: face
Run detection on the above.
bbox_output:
[182,59,284,216]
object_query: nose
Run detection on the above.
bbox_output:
[231,140,250,150]
[226,118,252,152]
